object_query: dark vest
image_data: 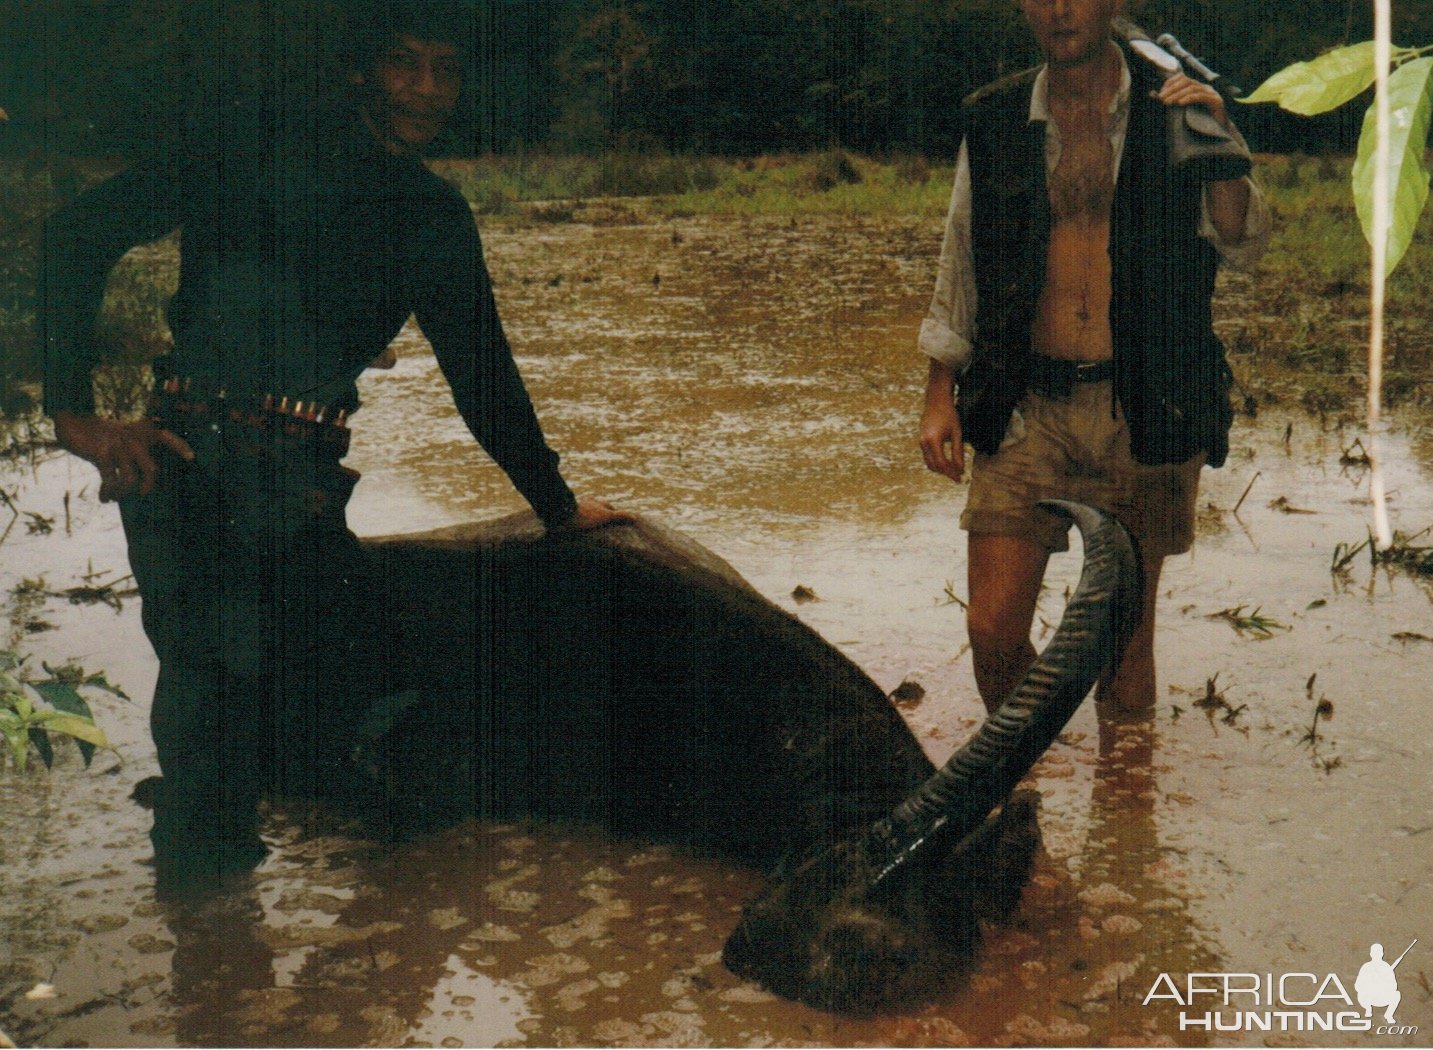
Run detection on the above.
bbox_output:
[958,43,1234,468]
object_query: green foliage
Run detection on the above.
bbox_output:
[1224,155,1433,412]
[427,152,953,219]
[1244,41,1433,275]
[0,650,118,773]
[1241,42,1385,114]
[1351,56,1433,275]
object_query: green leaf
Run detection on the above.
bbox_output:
[40,714,111,753]
[32,681,96,765]
[1242,42,1377,115]
[80,673,131,703]
[1353,56,1433,276]
[9,688,32,721]
[3,726,28,773]
[29,728,55,770]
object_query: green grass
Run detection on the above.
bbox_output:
[427,150,955,219]
[1234,153,1433,413]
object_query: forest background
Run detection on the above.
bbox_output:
[6,0,1433,158]
[4,0,1433,423]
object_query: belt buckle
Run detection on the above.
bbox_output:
[1074,361,1101,380]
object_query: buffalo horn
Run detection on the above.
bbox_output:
[863,499,1140,890]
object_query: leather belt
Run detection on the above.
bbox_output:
[1027,356,1114,398]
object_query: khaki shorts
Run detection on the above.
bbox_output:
[961,381,1204,559]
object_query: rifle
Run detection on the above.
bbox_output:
[1113,16,1252,182]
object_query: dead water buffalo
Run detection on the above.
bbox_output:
[355,499,1137,1014]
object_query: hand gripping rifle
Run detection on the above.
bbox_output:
[1113,16,1252,183]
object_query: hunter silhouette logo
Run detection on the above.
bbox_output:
[1357,940,1416,1025]
[1143,939,1421,1035]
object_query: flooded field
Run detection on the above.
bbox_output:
[2,213,1431,1047]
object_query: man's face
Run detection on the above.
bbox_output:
[1020,0,1123,68]
[356,34,463,154]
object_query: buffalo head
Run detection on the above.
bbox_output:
[722,500,1140,1013]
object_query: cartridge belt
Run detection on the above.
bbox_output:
[151,377,360,524]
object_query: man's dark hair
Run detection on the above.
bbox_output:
[344,0,476,73]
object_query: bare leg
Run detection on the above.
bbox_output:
[966,533,1050,714]
[1095,552,1165,718]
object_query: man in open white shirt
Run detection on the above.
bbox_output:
[917,0,1270,718]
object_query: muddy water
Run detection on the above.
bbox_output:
[2,213,1431,1048]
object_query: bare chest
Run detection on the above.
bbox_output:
[1047,107,1114,223]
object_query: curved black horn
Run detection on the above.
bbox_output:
[862,499,1140,889]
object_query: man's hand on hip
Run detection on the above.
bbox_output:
[53,411,194,503]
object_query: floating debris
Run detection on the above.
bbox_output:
[1185,674,1248,727]
[0,488,17,546]
[888,679,925,707]
[1297,676,1342,773]
[1332,526,1433,579]
[790,584,818,604]
[1340,438,1372,467]
[1206,605,1287,639]
[1393,631,1433,644]
[1331,536,1371,573]
[937,579,968,609]
[1377,527,1433,578]
[1300,698,1335,748]
[1268,495,1316,514]
[1232,471,1261,515]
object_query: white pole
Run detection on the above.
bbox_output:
[1368,0,1394,548]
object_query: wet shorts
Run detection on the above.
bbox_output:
[960,381,1204,559]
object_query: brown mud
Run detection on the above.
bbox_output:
[2,214,1431,1047]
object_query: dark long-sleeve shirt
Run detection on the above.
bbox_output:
[40,101,577,526]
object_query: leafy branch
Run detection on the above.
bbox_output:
[0,650,118,773]
[1243,42,1433,276]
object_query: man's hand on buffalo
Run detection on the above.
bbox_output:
[53,410,195,503]
[557,494,639,532]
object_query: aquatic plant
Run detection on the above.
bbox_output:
[1243,9,1432,548]
[1331,525,1433,578]
[0,650,119,773]
[1205,605,1289,639]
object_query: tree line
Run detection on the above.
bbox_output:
[4,0,1433,159]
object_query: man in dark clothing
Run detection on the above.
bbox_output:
[40,3,629,888]
[916,0,1268,717]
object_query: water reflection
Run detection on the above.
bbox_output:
[5,213,1432,1046]
[145,713,1217,1049]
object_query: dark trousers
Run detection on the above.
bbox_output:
[120,453,384,866]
